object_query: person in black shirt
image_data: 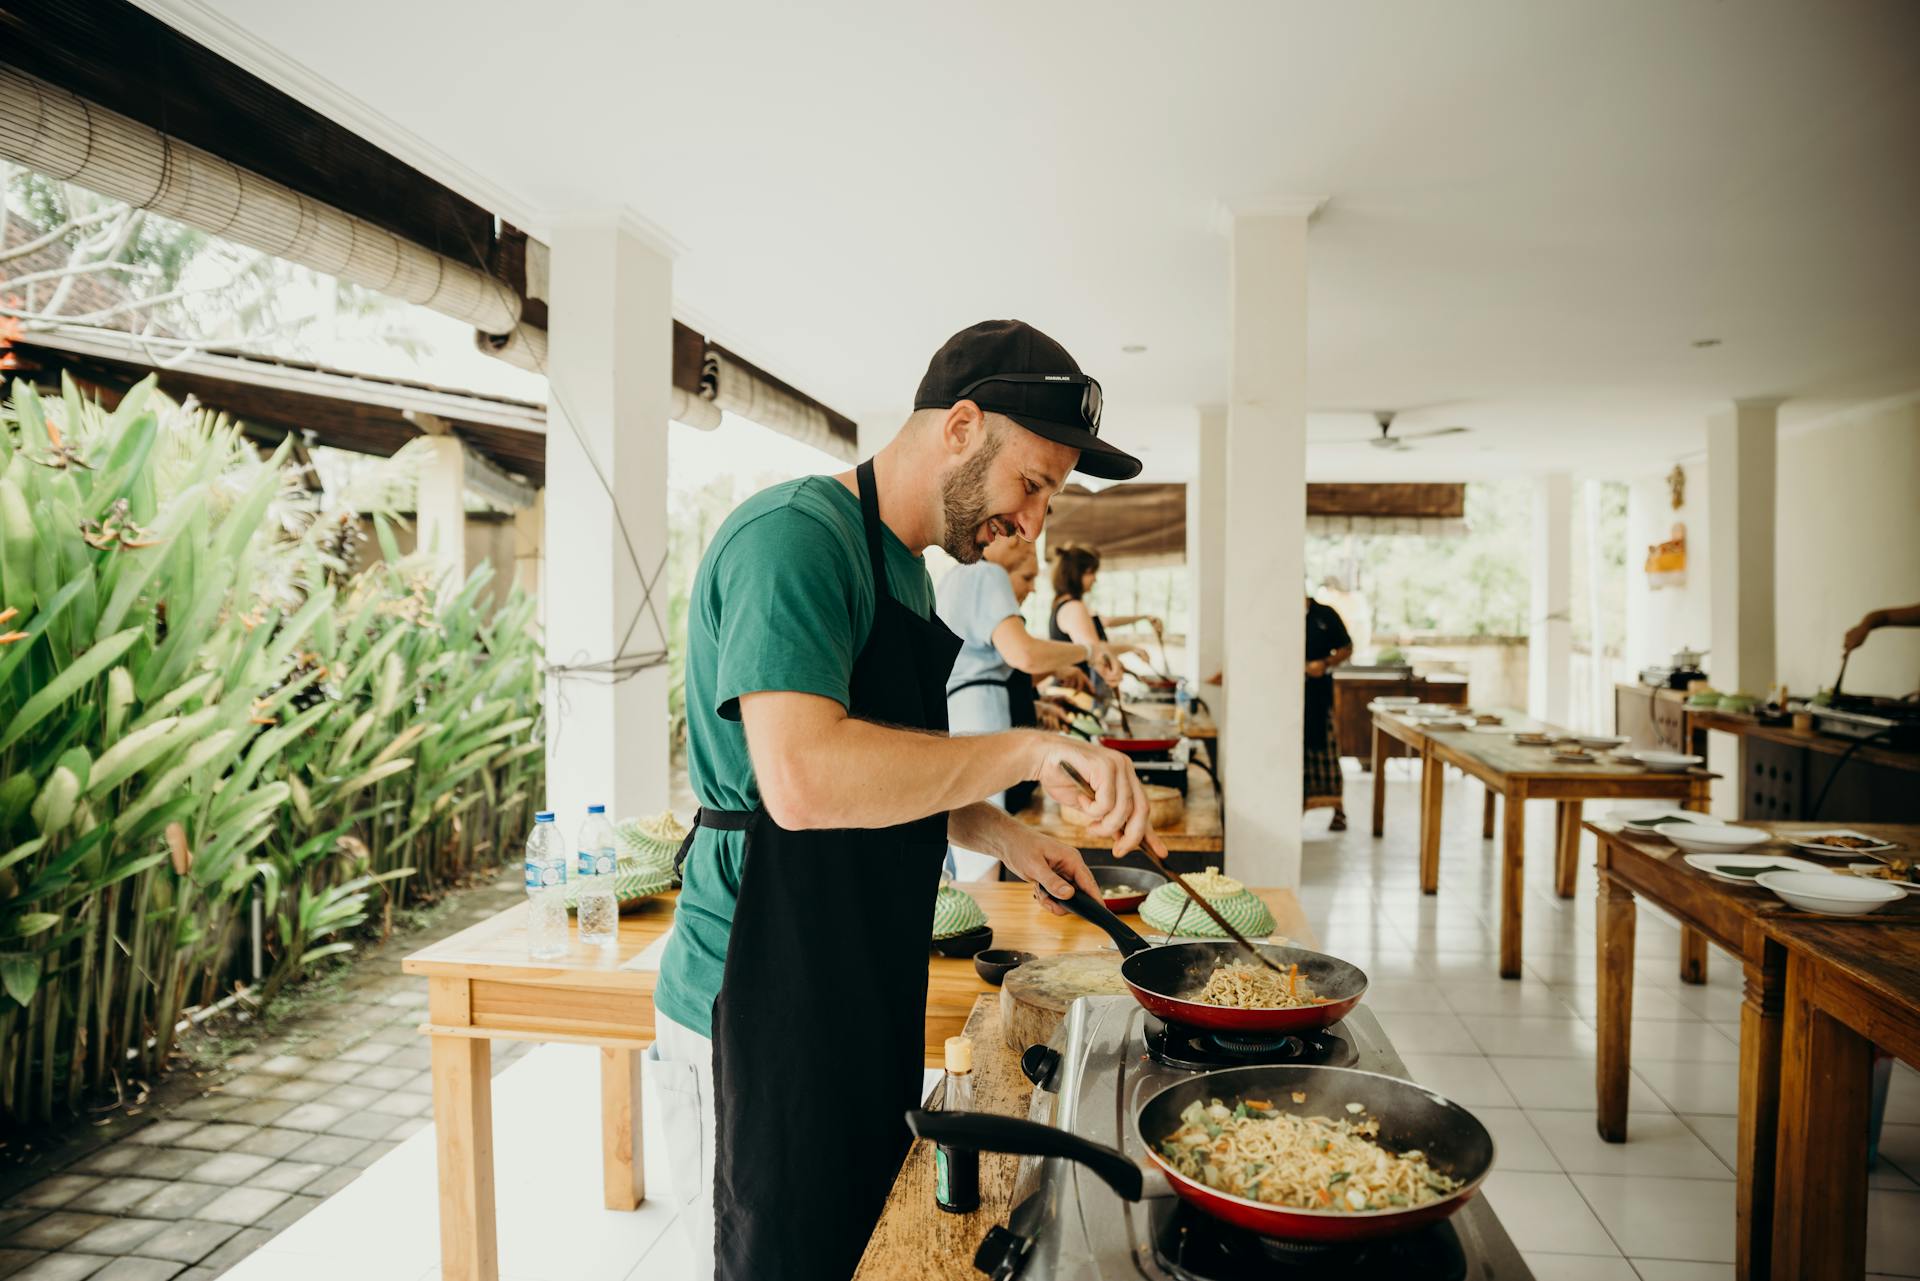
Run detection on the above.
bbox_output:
[1305,595,1354,829]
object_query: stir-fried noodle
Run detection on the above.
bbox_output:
[1194,961,1327,1009]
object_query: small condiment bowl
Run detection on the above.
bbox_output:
[973,948,1036,985]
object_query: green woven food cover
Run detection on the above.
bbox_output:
[931,883,988,939]
[1139,870,1276,939]
[616,811,688,875]
[564,865,673,913]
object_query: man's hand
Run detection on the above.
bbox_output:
[1305,659,1328,678]
[1025,733,1155,857]
[1035,700,1074,732]
[1843,611,1882,655]
[995,823,1102,916]
[1051,667,1092,693]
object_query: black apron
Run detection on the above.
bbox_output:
[947,671,1038,812]
[1048,595,1109,694]
[683,459,961,1281]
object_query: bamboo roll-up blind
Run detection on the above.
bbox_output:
[702,348,854,461]
[0,65,522,335]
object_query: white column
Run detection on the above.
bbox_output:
[1186,405,1228,705]
[1221,202,1314,888]
[414,432,469,586]
[543,214,675,823]
[1528,471,1573,726]
[1707,401,1778,696]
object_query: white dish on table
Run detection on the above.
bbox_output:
[1620,810,1708,835]
[1754,870,1906,915]
[1406,703,1457,715]
[1371,696,1419,707]
[1782,829,1901,857]
[1574,735,1630,751]
[1421,718,1474,730]
[1664,823,1772,854]
[1682,852,1826,885]
[1623,749,1704,772]
[1468,725,1514,736]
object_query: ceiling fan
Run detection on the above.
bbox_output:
[1360,410,1470,452]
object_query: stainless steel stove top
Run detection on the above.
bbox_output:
[976,997,1531,1281]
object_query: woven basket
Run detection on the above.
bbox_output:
[1139,870,1275,939]
[931,883,988,940]
[563,866,674,914]
[617,811,689,876]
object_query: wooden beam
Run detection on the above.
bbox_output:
[1308,483,1466,519]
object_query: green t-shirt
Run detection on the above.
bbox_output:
[655,475,936,1037]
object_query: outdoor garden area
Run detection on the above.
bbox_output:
[0,371,548,1274]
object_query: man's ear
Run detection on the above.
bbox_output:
[940,401,984,457]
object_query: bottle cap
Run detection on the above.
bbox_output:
[588,804,606,813]
[944,1035,973,1074]
[535,811,555,822]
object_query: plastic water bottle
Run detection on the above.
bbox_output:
[575,804,619,947]
[524,811,569,959]
[1175,678,1193,728]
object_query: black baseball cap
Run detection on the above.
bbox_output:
[913,320,1142,480]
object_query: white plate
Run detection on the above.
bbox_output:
[1371,696,1419,707]
[1624,749,1704,772]
[1574,735,1630,750]
[1468,725,1514,736]
[1665,823,1773,854]
[1755,870,1907,915]
[1782,829,1901,857]
[1407,704,1457,715]
[1421,718,1473,730]
[1682,852,1826,885]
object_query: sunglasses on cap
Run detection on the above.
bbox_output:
[953,372,1103,437]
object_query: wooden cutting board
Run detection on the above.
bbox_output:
[999,948,1131,1051]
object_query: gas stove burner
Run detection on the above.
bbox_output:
[1150,1199,1468,1280]
[1146,1018,1358,1071]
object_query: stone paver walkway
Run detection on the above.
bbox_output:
[0,868,530,1279]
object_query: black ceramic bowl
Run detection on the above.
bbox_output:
[973,948,1036,986]
[932,924,994,958]
[1090,864,1168,914]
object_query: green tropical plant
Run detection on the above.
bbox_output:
[0,376,542,1126]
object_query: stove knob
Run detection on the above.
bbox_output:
[973,1225,1027,1279]
[1020,1044,1061,1089]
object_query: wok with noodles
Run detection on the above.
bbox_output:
[1060,887,1368,1034]
[1159,1097,1459,1212]
[908,1064,1493,1243]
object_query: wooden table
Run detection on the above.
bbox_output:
[1015,762,1224,871]
[1341,672,1467,765]
[1382,708,1714,978]
[401,881,1305,1279]
[859,886,1312,1280]
[1766,899,1920,1280]
[1591,820,1918,1281]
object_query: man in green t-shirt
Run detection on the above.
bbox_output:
[651,320,1157,1280]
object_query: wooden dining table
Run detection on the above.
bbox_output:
[1589,819,1918,1281]
[1375,706,1714,978]
[401,879,1307,1280]
[1765,894,1920,1280]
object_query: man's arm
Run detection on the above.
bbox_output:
[1844,603,1920,653]
[739,690,1157,852]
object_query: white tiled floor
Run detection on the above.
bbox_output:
[225,768,1920,1279]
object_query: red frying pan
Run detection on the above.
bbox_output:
[1062,888,1368,1035]
[909,1063,1494,1244]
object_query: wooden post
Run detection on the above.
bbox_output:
[1680,928,1709,984]
[1482,787,1496,840]
[1370,722,1388,837]
[599,1047,646,1210]
[1771,954,1872,1281]
[1499,785,1527,978]
[428,977,497,1281]
[1554,801,1583,899]
[1418,746,1445,894]
[1595,871,1635,1141]
[1735,939,1785,1281]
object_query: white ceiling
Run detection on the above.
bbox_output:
[140,0,1920,483]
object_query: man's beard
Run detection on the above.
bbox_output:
[938,430,1006,563]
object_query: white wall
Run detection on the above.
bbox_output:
[1622,396,1920,816]
[1774,399,1920,699]
[1624,461,1711,672]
